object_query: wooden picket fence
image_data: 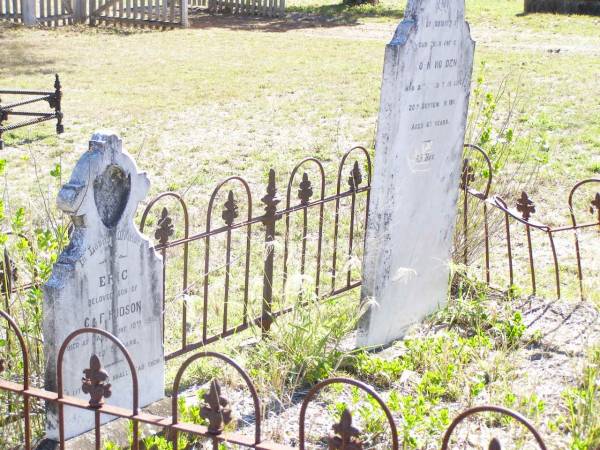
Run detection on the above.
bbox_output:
[1,0,75,24]
[205,0,284,16]
[1,0,283,27]
[89,0,188,27]
[0,0,23,22]
[36,0,74,26]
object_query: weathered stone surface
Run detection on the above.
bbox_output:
[358,0,475,347]
[43,132,164,440]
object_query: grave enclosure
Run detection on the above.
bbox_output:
[0,0,599,447]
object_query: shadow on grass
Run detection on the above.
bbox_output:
[188,4,404,32]
[287,2,403,19]
[1,4,404,35]
[0,23,59,78]
[1,131,58,149]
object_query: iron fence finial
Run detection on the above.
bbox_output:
[81,354,112,408]
[516,191,536,221]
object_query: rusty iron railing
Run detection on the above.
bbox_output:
[1,144,598,364]
[0,74,64,150]
[0,144,593,447]
[0,310,547,449]
[460,144,599,300]
[139,146,371,360]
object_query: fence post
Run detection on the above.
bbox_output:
[53,75,64,135]
[260,169,281,334]
[74,0,87,23]
[180,0,188,27]
[21,0,36,25]
[89,0,96,25]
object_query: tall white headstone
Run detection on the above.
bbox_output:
[43,132,164,440]
[358,0,475,347]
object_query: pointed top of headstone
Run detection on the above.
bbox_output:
[392,0,469,45]
[57,131,149,230]
[405,0,466,19]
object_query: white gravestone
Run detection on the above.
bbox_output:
[358,0,475,347]
[43,132,164,440]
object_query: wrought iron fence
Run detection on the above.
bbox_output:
[0,309,548,449]
[0,74,64,150]
[0,144,598,363]
[0,143,595,447]
[139,147,371,360]
[459,144,600,300]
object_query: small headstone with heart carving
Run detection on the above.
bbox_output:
[43,132,164,441]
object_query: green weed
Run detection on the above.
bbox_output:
[563,347,600,449]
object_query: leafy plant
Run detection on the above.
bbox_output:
[245,293,363,398]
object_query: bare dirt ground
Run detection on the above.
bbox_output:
[187,11,600,56]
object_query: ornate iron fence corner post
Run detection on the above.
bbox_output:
[261,169,281,334]
[0,108,7,150]
[54,74,64,135]
[460,158,475,265]
[155,207,174,341]
[1,75,64,149]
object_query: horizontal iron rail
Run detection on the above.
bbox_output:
[0,115,59,131]
[0,90,54,96]
[550,221,599,233]
[467,190,600,234]
[3,111,56,118]
[0,379,287,449]
[154,185,370,252]
[0,95,53,110]
[165,280,362,360]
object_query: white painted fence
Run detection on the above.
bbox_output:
[1,0,76,24]
[1,0,281,26]
[204,0,285,16]
[89,0,188,27]
[0,0,24,23]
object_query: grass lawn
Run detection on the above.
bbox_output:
[1,0,598,303]
[1,0,598,210]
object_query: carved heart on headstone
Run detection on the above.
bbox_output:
[93,165,131,228]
